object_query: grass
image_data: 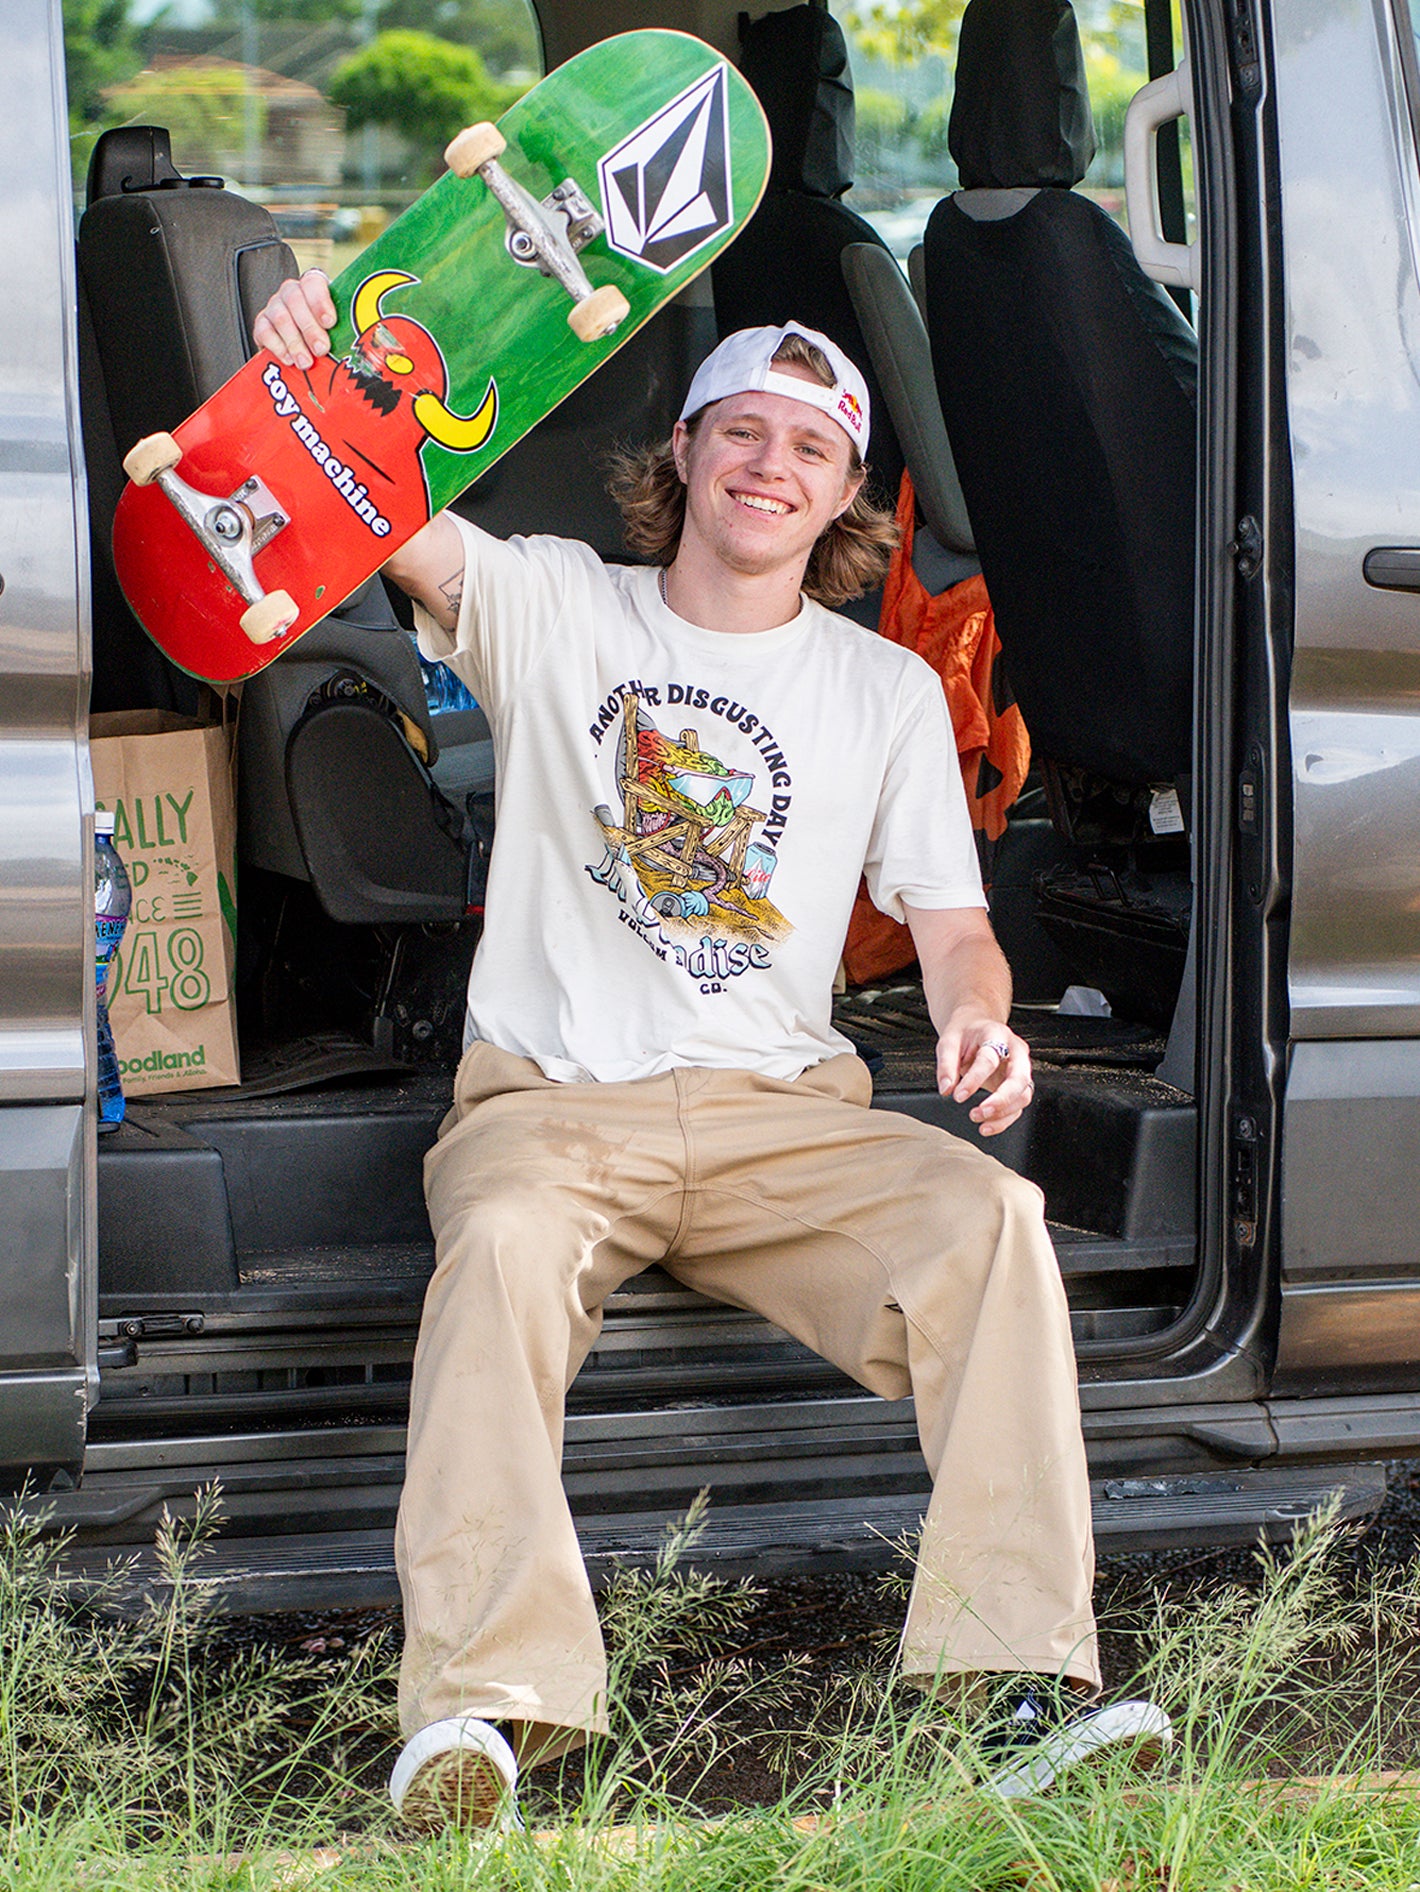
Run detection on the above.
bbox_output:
[5,1488,1420,1888]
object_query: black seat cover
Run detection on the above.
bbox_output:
[922,0,1197,787]
[79,129,293,715]
[712,4,905,508]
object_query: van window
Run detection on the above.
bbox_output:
[830,0,1192,260]
[64,0,543,265]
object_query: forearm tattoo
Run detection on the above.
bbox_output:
[437,571,464,630]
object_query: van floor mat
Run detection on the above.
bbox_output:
[833,983,1165,1090]
[1012,1008,1167,1069]
[210,1031,407,1100]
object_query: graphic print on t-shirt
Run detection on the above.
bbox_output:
[585,682,792,988]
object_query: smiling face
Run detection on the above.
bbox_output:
[671,362,864,588]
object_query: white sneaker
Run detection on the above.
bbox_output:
[979,1686,1173,1798]
[388,1715,520,1831]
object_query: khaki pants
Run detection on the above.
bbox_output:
[396,1041,1100,1739]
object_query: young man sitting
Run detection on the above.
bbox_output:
[254,275,1170,1829]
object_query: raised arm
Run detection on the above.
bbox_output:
[381,514,469,632]
[251,268,469,629]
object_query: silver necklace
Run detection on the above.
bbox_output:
[657,566,669,606]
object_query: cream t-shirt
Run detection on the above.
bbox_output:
[415,515,984,1083]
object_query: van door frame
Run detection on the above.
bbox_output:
[1072,0,1289,1405]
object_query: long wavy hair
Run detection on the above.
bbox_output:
[606,333,898,608]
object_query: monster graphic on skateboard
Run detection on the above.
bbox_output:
[112,32,771,685]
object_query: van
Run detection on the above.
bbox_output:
[6,0,1419,1605]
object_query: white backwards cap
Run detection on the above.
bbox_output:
[678,322,870,455]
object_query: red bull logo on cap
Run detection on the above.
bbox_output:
[837,388,864,436]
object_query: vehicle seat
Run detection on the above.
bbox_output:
[919,0,1199,1026]
[839,239,977,585]
[712,2,907,530]
[922,0,1197,788]
[78,128,473,934]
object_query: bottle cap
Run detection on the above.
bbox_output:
[95,811,116,836]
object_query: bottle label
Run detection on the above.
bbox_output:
[95,915,126,975]
[96,915,127,1012]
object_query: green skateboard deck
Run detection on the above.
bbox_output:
[113,31,771,684]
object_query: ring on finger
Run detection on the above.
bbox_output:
[986,1038,1011,1063]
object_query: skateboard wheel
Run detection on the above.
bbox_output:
[123,432,182,485]
[445,122,506,177]
[240,590,299,645]
[569,285,630,342]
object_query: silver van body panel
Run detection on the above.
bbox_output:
[1275,0,1420,1373]
[1281,0,1420,1040]
[0,0,95,1471]
[0,1105,88,1468]
[1278,1038,1420,1389]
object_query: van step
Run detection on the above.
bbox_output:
[52,1463,1387,1611]
[101,1015,1195,1305]
[92,1243,1186,1437]
[1090,1461,1388,1552]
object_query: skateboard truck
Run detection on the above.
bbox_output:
[121,438,299,645]
[444,123,632,342]
[505,179,602,269]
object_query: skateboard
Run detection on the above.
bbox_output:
[112,32,771,685]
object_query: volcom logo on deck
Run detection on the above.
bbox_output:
[598,67,732,274]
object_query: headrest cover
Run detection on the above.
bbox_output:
[949,0,1096,191]
[679,322,871,453]
[738,5,855,199]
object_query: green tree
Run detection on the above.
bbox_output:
[913,94,951,166]
[840,0,967,69]
[1084,44,1148,159]
[837,0,1149,188]
[840,0,1145,67]
[328,28,520,178]
[63,0,141,134]
[376,0,540,81]
[203,0,364,21]
[853,85,912,182]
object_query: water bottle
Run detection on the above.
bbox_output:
[94,811,132,1132]
[418,653,480,716]
[419,656,447,713]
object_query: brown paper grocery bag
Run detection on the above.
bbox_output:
[91,710,240,1094]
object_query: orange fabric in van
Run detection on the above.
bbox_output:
[842,472,1030,986]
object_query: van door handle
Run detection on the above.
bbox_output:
[1363,547,1420,590]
